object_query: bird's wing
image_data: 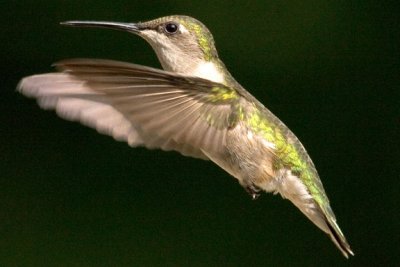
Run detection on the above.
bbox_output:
[18,59,242,160]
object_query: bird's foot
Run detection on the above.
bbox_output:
[245,185,261,200]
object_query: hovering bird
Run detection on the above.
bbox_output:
[18,15,353,257]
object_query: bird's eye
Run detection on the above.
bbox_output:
[164,23,178,34]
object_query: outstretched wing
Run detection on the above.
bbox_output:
[18,59,242,159]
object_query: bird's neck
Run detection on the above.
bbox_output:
[155,49,229,84]
[190,60,227,84]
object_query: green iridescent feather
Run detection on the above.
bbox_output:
[246,109,327,206]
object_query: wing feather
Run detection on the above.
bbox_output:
[18,59,242,159]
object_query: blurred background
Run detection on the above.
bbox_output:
[1,1,399,266]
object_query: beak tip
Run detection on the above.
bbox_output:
[60,21,79,27]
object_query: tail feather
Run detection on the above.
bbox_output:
[275,169,354,257]
[324,210,354,258]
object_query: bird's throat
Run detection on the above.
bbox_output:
[191,61,225,83]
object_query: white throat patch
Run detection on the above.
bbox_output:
[193,61,225,83]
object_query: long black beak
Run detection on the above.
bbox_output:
[60,21,141,33]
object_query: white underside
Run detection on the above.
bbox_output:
[271,169,329,233]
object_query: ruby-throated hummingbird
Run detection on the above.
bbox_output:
[18,15,353,257]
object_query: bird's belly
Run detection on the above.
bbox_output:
[204,124,279,192]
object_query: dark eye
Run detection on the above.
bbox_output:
[164,23,178,34]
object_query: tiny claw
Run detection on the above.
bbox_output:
[245,184,261,200]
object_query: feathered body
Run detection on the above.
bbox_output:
[18,15,353,257]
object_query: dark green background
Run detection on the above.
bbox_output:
[1,1,398,266]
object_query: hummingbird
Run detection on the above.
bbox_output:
[18,15,353,257]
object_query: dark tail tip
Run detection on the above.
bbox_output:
[326,218,354,258]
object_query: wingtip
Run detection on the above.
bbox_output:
[16,76,34,96]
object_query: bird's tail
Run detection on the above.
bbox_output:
[276,170,354,258]
[322,205,354,258]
